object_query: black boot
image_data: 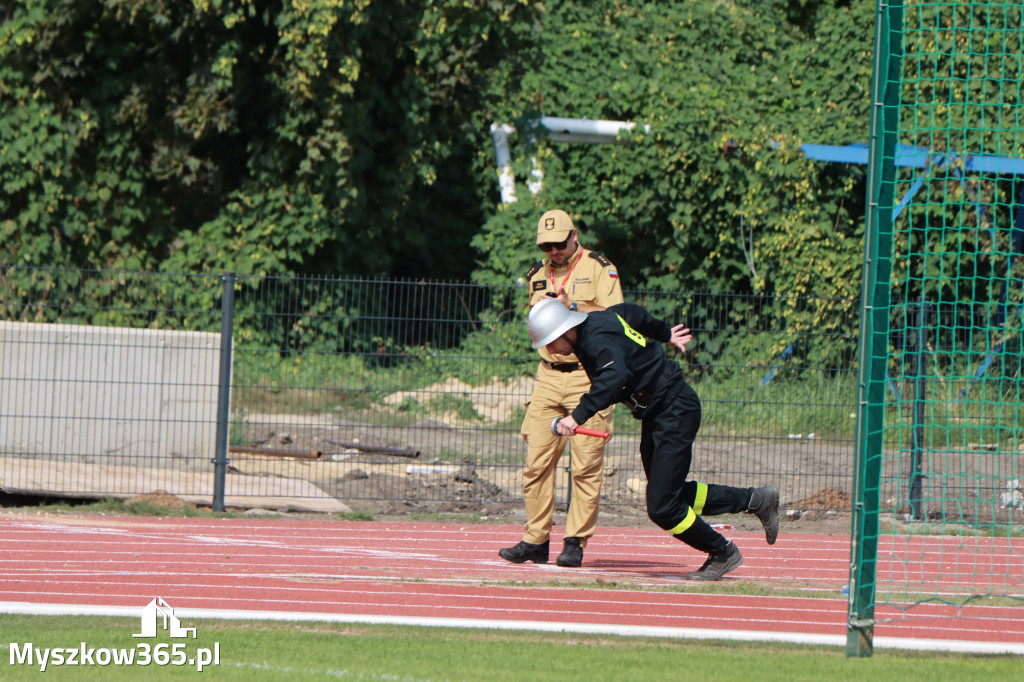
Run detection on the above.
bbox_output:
[498,540,549,564]
[684,541,743,581]
[748,484,779,545]
[556,537,583,567]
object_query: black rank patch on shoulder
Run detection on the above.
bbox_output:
[589,252,611,267]
[532,280,547,292]
[526,260,544,279]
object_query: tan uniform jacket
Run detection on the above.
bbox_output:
[526,246,624,361]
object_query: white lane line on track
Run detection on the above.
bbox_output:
[3,521,1018,649]
[0,580,847,614]
[0,522,859,550]
[0,578,855,617]
[5,575,1018,637]
[0,562,852,590]
[1,602,1020,655]
[0,593,848,632]
[7,582,1014,641]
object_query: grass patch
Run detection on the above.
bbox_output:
[0,494,385,523]
[328,509,377,522]
[426,394,481,421]
[0,495,224,518]
[0,615,1018,681]
[403,511,497,524]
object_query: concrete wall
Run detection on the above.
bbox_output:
[1,321,224,467]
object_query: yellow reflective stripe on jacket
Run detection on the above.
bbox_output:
[665,507,697,535]
[692,482,708,515]
[616,314,646,346]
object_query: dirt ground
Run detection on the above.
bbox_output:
[8,375,1018,534]
[220,397,1022,534]
[225,362,1024,533]
[219,405,859,535]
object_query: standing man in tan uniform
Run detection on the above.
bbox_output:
[499,209,623,567]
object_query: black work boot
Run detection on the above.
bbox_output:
[684,541,743,581]
[556,537,583,567]
[498,540,549,564]
[748,484,779,545]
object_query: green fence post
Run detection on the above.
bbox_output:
[848,0,904,658]
[910,295,927,520]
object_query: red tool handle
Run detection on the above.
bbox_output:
[551,416,610,439]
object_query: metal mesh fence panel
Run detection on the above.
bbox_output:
[849,0,1024,656]
[2,266,858,515]
[0,267,224,502]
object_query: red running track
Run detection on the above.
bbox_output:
[0,514,1021,653]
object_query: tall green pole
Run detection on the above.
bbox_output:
[847,0,903,658]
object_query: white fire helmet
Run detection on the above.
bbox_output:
[527,298,588,348]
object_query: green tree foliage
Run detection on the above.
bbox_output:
[6,0,1019,329]
[1,0,541,277]
[472,1,875,312]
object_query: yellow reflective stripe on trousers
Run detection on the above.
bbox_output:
[665,507,697,535]
[692,482,708,515]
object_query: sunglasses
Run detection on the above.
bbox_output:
[539,236,570,252]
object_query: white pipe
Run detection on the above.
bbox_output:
[491,117,650,203]
[490,123,518,204]
[540,116,649,143]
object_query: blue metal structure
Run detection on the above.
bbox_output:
[757,144,1024,391]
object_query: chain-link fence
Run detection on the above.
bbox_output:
[1,266,859,513]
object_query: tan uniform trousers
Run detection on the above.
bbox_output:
[519,362,614,547]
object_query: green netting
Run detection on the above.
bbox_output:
[850,0,1024,656]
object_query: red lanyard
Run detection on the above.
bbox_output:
[549,250,581,296]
